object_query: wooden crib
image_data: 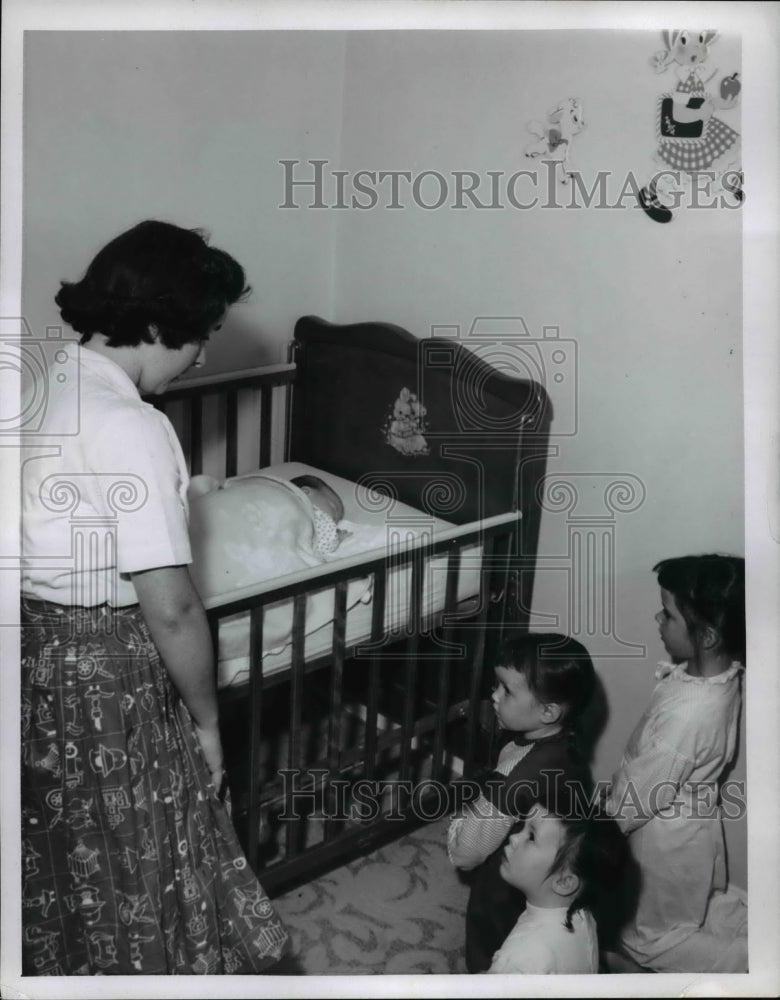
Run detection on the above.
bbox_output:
[154,315,552,894]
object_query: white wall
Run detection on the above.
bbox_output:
[22,29,746,888]
[23,30,347,370]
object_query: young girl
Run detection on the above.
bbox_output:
[607,554,747,972]
[488,802,629,974]
[447,632,596,973]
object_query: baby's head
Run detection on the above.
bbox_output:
[291,475,344,523]
[500,802,629,930]
[492,633,596,738]
[654,554,745,665]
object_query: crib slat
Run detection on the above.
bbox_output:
[463,535,495,776]
[364,567,388,782]
[259,387,272,468]
[286,594,307,859]
[496,526,513,635]
[399,542,426,783]
[431,545,461,781]
[477,524,519,770]
[246,606,265,875]
[483,524,518,762]
[225,388,238,479]
[324,582,348,839]
[189,395,203,476]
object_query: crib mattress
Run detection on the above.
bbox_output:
[208,462,484,688]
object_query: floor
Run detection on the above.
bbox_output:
[271,816,470,975]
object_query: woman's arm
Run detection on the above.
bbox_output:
[131,564,224,786]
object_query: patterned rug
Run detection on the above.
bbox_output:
[272,816,470,975]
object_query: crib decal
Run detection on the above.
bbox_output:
[383,387,429,456]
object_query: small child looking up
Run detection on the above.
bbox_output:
[489,804,629,974]
[606,554,747,972]
[448,632,596,973]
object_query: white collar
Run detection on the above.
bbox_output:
[655,660,744,685]
[78,343,141,400]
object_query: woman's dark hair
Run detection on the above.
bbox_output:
[55,220,250,349]
[497,632,596,726]
[654,554,746,664]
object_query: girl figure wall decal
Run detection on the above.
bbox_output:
[638,30,742,223]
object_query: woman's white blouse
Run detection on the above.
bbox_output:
[21,345,192,607]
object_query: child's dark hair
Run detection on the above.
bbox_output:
[55,220,250,350]
[498,632,596,727]
[547,805,632,935]
[654,554,745,664]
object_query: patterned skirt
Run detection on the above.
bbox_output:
[21,598,288,975]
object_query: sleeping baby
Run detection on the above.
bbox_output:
[188,472,348,558]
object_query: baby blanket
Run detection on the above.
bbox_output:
[189,475,324,595]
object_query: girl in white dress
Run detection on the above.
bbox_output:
[607,554,747,972]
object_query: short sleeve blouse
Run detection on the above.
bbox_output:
[21,345,192,606]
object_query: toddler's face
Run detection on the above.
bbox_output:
[655,588,695,661]
[499,808,566,896]
[492,665,549,736]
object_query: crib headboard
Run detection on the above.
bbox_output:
[288,316,552,543]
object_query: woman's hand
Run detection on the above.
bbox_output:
[193,720,225,789]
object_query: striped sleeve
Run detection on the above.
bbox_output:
[447,742,534,869]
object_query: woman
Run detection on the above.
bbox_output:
[21,220,288,974]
